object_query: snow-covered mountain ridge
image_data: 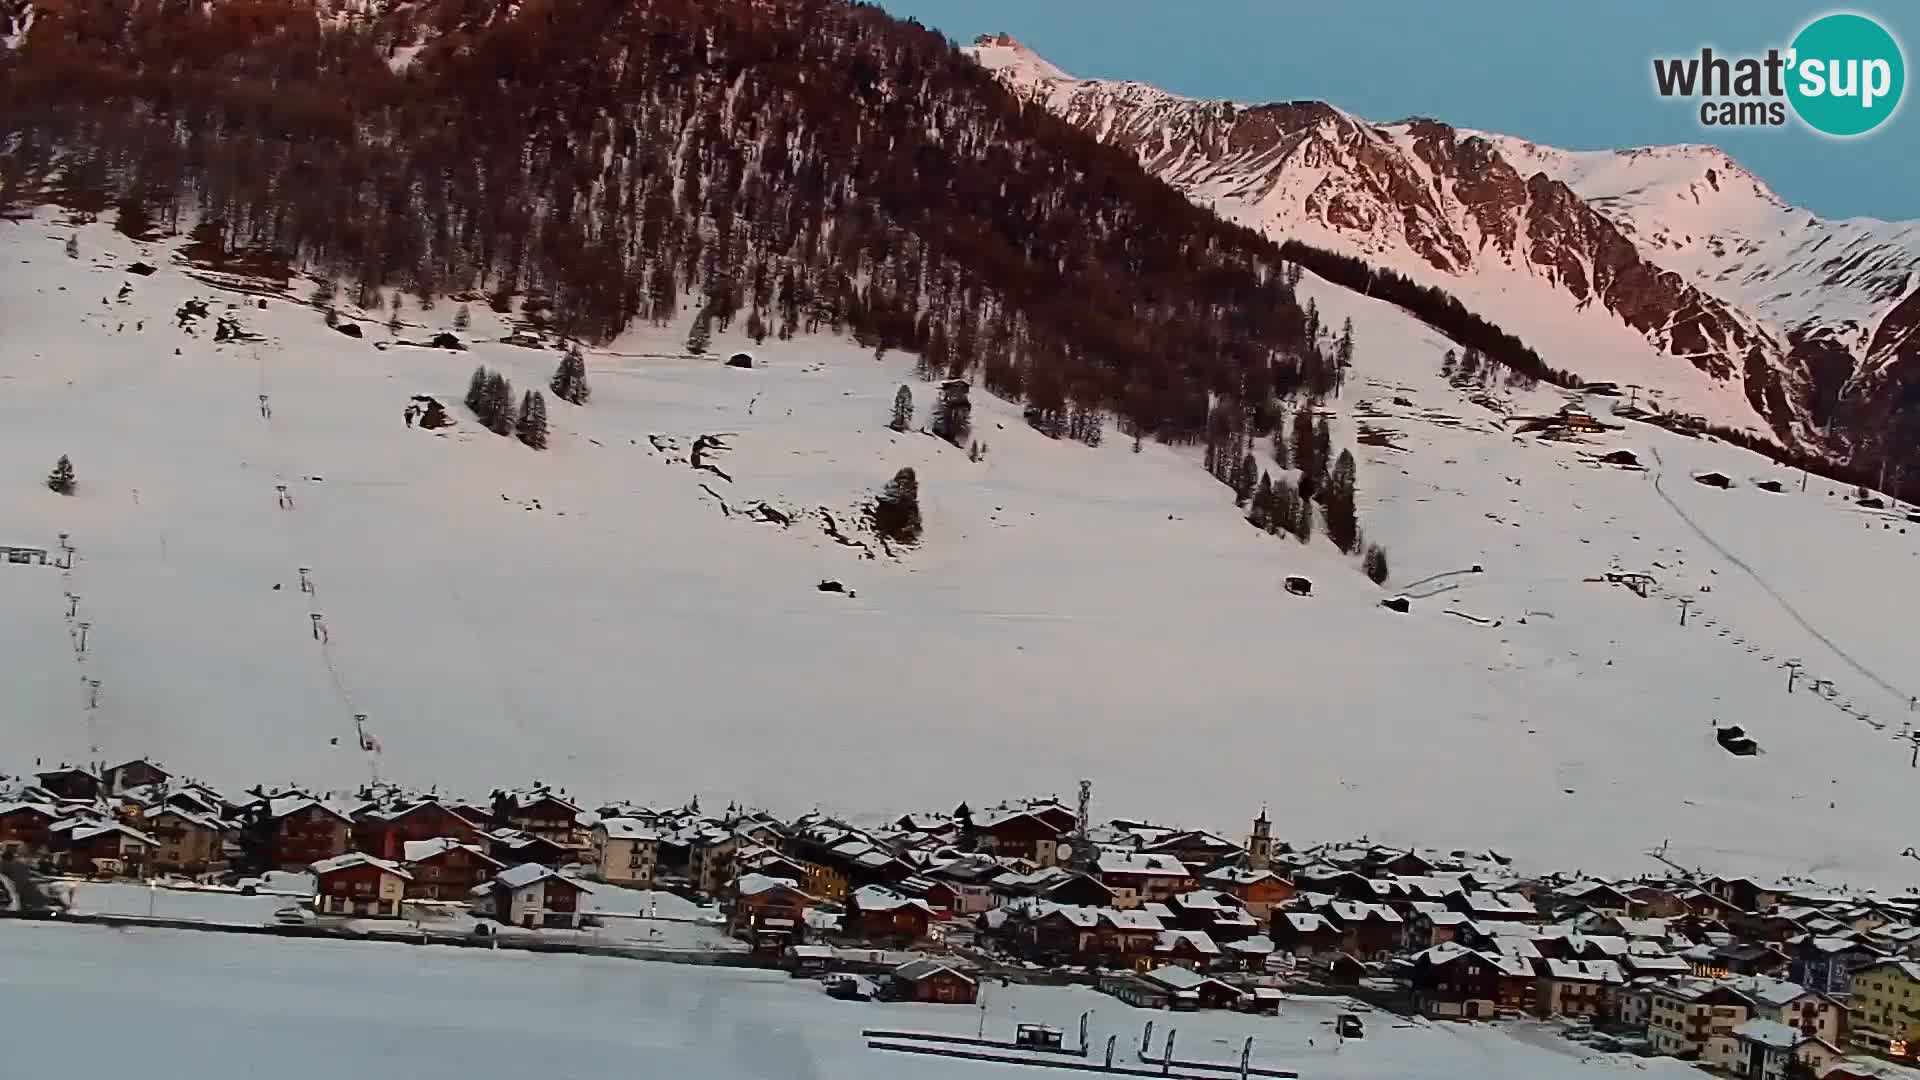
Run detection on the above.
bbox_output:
[967,35,1920,474]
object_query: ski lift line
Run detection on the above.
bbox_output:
[1646,447,1910,709]
[251,357,381,784]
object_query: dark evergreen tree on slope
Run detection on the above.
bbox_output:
[516,390,549,449]
[46,454,76,495]
[550,347,590,405]
[889,385,914,432]
[871,467,923,544]
[1324,449,1359,554]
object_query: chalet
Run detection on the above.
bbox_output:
[1199,865,1295,918]
[1791,936,1884,996]
[590,818,662,887]
[850,885,935,944]
[927,856,1008,915]
[34,766,102,802]
[496,791,586,851]
[1705,876,1784,913]
[143,807,227,875]
[1163,890,1260,944]
[1314,952,1367,986]
[1096,851,1195,908]
[1535,959,1625,1021]
[1154,930,1222,972]
[473,863,592,929]
[1141,965,1246,1010]
[1405,910,1476,951]
[1140,830,1242,871]
[57,821,157,877]
[102,758,170,795]
[1016,902,1164,970]
[1695,942,1790,979]
[1556,880,1634,916]
[401,838,504,900]
[730,873,818,952]
[263,797,353,871]
[312,853,412,918]
[1647,981,1755,1068]
[0,802,58,858]
[972,809,1067,865]
[687,830,738,896]
[1223,934,1277,973]
[1408,943,1537,1019]
[353,800,487,862]
[1737,978,1848,1049]
[889,959,977,1004]
[1271,912,1343,959]
[1625,884,1691,918]
[486,828,570,868]
[1449,890,1540,924]
[1322,901,1407,959]
[1729,1019,1841,1080]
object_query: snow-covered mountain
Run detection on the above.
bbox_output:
[9,211,1920,890]
[966,35,1920,468]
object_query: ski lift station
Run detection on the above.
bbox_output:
[1,544,50,566]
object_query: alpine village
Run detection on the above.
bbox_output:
[3,757,1918,1080]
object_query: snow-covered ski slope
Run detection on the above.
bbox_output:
[5,212,1920,888]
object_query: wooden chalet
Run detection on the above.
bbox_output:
[312,852,412,918]
[262,797,353,871]
[353,799,488,862]
[889,960,978,1004]
[402,837,505,900]
[472,862,591,929]
[0,802,58,859]
[849,885,935,944]
[34,766,102,802]
[144,807,227,875]
[1409,943,1538,1019]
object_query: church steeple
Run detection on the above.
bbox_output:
[1248,805,1273,872]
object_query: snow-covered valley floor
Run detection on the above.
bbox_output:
[5,213,1920,888]
[0,921,1704,1080]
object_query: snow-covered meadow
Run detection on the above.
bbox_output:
[0,921,1706,1080]
[4,212,1920,888]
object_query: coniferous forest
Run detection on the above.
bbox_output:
[2,0,1330,447]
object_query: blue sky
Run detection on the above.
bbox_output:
[877,0,1918,221]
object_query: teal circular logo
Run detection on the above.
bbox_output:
[1788,13,1905,137]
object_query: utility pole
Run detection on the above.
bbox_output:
[310,613,324,641]
[298,567,312,594]
[1678,598,1693,626]
[1785,660,1802,694]
[76,622,91,653]
[65,593,79,618]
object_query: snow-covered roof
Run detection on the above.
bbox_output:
[1157,930,1221,956]
[736,873,804,898]
[71,822,159,846]
[1097,851,1191,878]
[596,817,662,842]
[402,838,497,865]
[1282,913,1333,933]
[1542,959,1625,984]
[1731,1018,1808,1049]
[270,796,352,823]
[311,853,411,879]
[893,959,974,984]
[852,885,934,915]
[492,863,586,891]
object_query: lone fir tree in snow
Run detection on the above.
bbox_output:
[550,347,590,405]
[888,385,914,432]
[453,304,471,331]
[465,366,489,414]
[1363,542,1390,585]
[684,311,713,356]
[870,467,923,544]
[46,454,76,495]
[516,390,549,450]
[1323,449,1360,554]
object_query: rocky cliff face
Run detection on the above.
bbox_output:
[968,36,1920,473]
